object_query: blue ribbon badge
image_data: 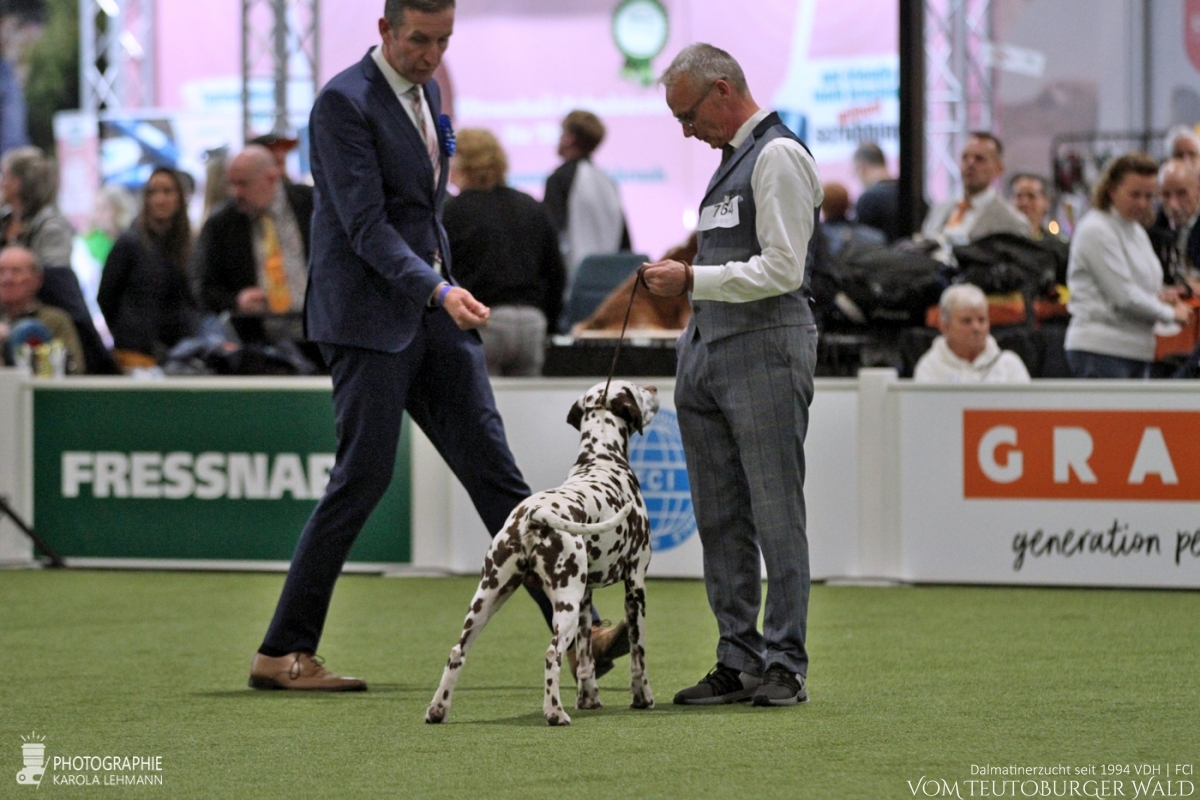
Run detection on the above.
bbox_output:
[439,114,455,158]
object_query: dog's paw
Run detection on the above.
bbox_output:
[425,704,447,724]
[576,695,602,710]
[631,688,655,709]
[545,712,572,726]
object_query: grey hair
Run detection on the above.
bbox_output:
[1165,125,1200,157]
[1159,156,1199,183]
[659,43,748,95]
[383,0,454,27]
[1,146,58,215]
[939,283,988,323]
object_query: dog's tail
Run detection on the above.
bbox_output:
[529,501,634,536]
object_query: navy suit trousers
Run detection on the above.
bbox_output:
[261,308,534,655]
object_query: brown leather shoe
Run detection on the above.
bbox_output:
[568,619,630,680]
[592,619,630,661]
[248,652,367,691]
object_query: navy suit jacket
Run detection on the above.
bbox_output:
[305,50,452,352]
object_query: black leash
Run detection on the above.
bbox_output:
[598,267,646,409]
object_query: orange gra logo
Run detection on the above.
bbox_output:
[963,410,1200,500]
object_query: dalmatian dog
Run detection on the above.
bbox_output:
[425,380,659,726]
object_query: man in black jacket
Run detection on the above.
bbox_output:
[194,145,313,343]
[1148,157,1200,292]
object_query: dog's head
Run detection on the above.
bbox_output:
[567,380,659,435]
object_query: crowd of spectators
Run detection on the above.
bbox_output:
[814,126,1200,382]
[3,112,1200,383]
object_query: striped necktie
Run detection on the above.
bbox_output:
[406,85,441,185]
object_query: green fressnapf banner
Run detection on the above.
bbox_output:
[32,385,410,563]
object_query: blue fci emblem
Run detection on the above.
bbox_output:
[628,409,696,551]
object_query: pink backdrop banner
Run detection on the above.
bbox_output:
[153,0,897,259]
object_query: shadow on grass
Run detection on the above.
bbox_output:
[437,701,778,726]
[194,683,548,699]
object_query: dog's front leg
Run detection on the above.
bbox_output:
[625,568,654,710]
[575,588,601,710]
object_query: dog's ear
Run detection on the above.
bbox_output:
[610,390,644,435]
[567,400,584,430]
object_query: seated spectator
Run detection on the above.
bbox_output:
[194,144,312,345]
[1065,153,1191,379]
[853,141,902,242]
[98,167,199,370]
[0,146,115,373]
[914,283,1031,383]
[820,181,885,257]
[1165,126,1200,168]
[1147,157,1200,291]
[1009,173,1064,241]
[444,128,565,376]
[921,132,1030,259]
[0,246,83,374]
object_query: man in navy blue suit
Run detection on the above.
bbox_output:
[248,0,620,691]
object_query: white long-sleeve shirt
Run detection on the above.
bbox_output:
[691,109,823,303]
[1065,208,1176,361]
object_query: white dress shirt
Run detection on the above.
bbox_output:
[370,45,437,148]
[370,45,444,279]
[939,187,996,245]
[691,108,823,303]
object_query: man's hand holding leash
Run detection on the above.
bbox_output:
[640,259,693,297]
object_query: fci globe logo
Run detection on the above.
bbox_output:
[629,408,697,551]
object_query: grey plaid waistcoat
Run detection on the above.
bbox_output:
[690,112,818,343]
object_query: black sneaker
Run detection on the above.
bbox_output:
[751,664,808,706]
[673,664,760,705]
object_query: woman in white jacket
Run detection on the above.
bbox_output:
[1065,153,1192,378]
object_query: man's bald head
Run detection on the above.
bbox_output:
[228,144,280,217]
[1159,157,1200,228]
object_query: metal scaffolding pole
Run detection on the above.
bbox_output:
[79,0,155,113]
[924,0,994,203]
[241,0,319,140]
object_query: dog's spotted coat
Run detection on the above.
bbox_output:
[425,381,658,726]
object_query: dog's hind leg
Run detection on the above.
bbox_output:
[574,587,602,710]
[625,565,654,710]
[425,541,524,724]
[541,538,587,726]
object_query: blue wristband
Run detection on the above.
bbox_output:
[438,283,453,306]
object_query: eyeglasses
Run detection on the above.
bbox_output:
[674,82,716,129]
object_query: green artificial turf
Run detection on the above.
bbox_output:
[2,570,1198,798]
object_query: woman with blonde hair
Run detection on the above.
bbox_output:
[443,128,565,376]
[1065,153,1192,377]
